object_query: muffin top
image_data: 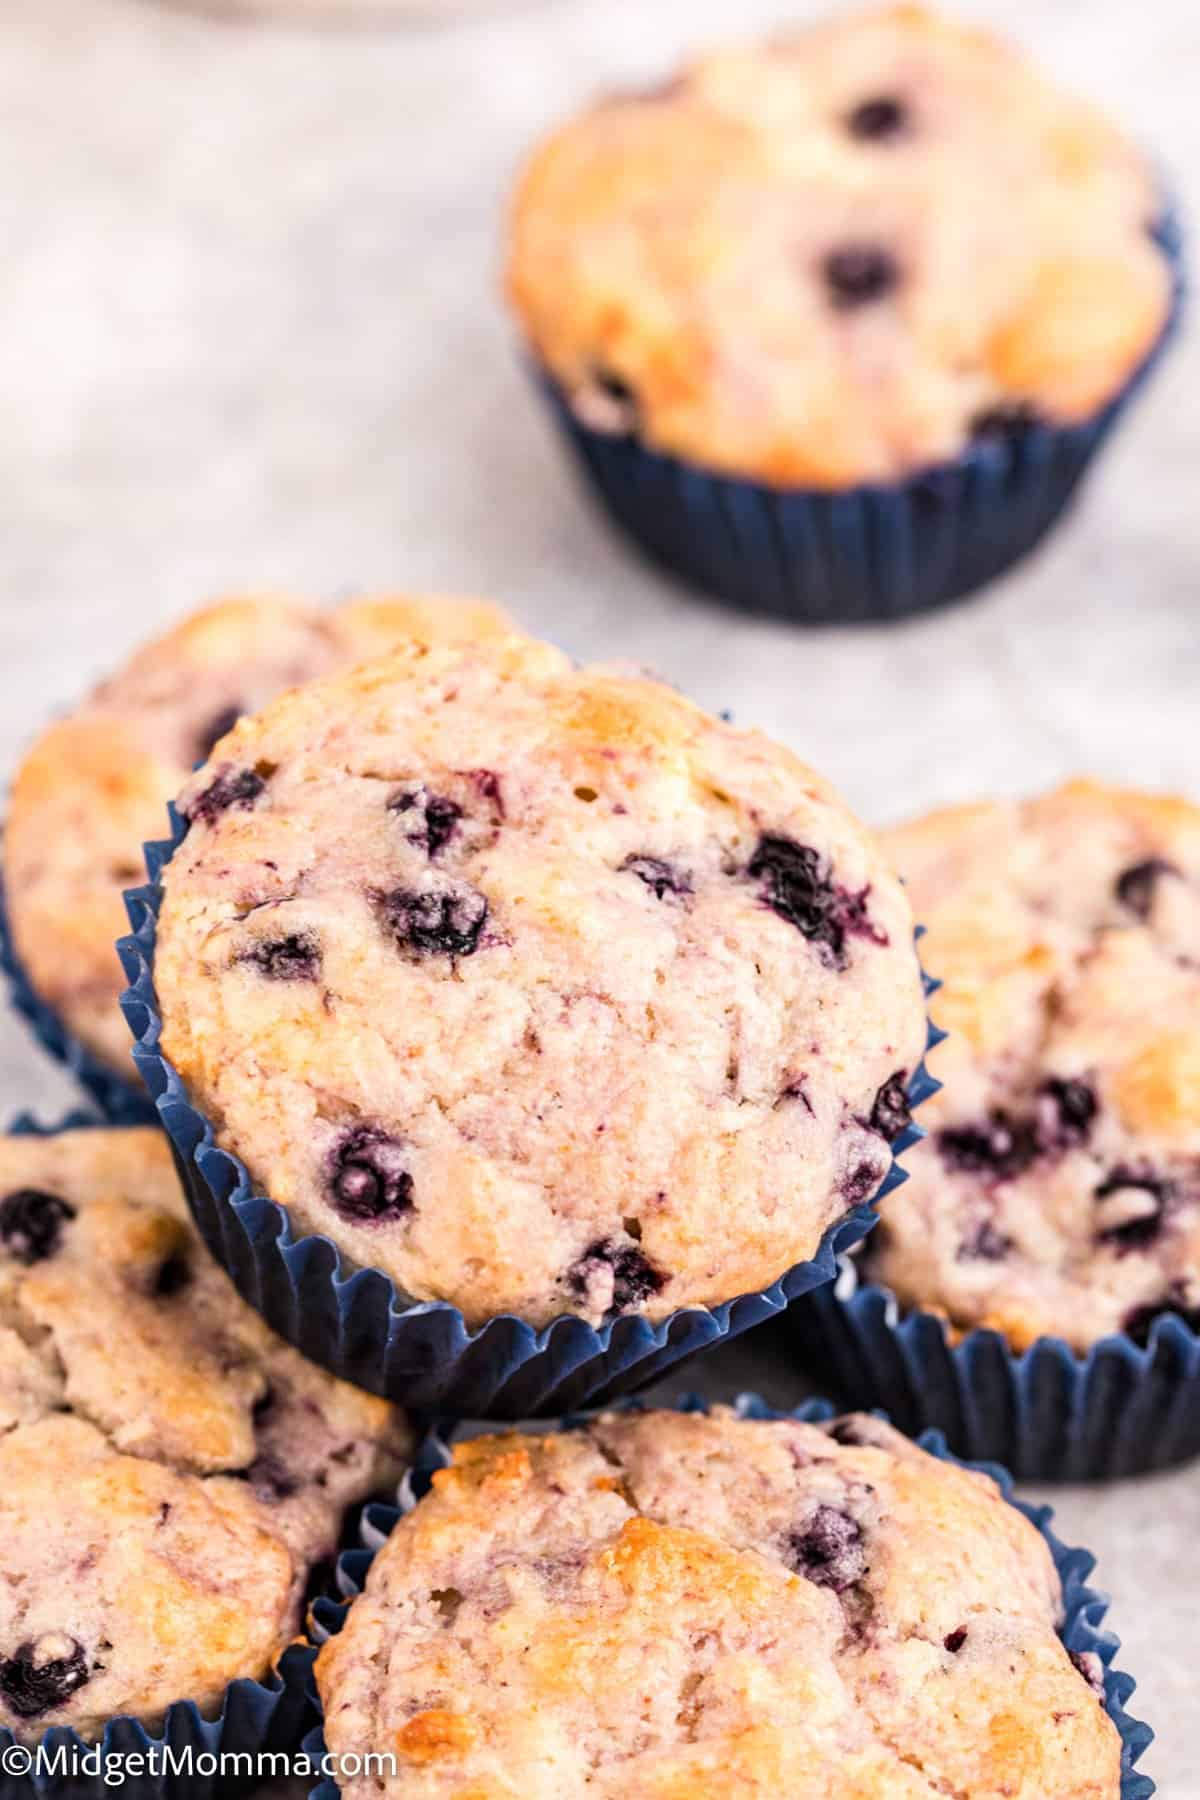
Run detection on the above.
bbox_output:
[4,592,513,1077]
[152,633,926,1329]
[507,4,1170,488]
[316,1407,1119,1798]
[865,780,1200,1352]
[0,1126,411,1744]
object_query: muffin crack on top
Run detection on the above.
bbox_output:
[153,633,927,1328]
[867,780,1200,1351]
[506,4,1172,488]
[0,1126,410,1744]
[315,1409,1120,1798]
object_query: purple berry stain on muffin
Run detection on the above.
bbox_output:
[187,765,268,826]
[0,1188,76,1266]
[868,1072,911,1141]
[1094,1166,1171,1251]
[944,1626,968,1653]
[938,1112,1039,1182]
[0,1639,91,1718]
[568,1236,665,1312]
[621,855,693,901]
[786,1504,867,1592]
[748,835,886,969]
[327,1127,414,1224]
[1069,1650,1106,1698]
[822,245,900,309]
[376,884,489,958]
[846,95,909,141]
[240,930,322,981]
[1114,857,1180,920]
[389,786,464,858]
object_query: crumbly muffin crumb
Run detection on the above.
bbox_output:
[0,1127,411,1744]
[868,779,1200,1351]
[153,634,927,1327]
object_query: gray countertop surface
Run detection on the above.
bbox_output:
[1,0,1197,1789]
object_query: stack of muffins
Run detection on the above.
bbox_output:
[1,7,1189,1798]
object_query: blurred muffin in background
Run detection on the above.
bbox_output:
[507,4,1179,623]
[3,593,513,1086]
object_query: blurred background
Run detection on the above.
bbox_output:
[1,0,1196,1790]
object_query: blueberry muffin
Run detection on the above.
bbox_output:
[4,592,513,1078]
[507,5,1171,489]
[863,780,1200,1352]
[0,1125,411,1744]
[315,1408,1119,1797]
[151,633,927,1329]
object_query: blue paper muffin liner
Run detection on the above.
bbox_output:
[532,211,1184,625]
[0,1109,316,1799]
[785,1255,1200,1482]
[0,879,156,1126]
[117,808,941,1418]
[301,1392,1154,1800]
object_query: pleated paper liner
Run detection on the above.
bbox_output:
[786,1257,1200,1481]
[301,1393,1154,1800]
[118,808,941,1418]
[532,210,1184,625]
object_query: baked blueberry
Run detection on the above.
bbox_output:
[1123,1292,1200,1348]
[969,401,1043,445]
[0,1187,75,1265]
[0,1639,90,1718]
[568,1238,665,1312]
[240,931,322,981]
[187,765,267,826]
[938,1113,1039,1182]
[377,884,488,958]
[1114,857,1180,920]
[620,855,692,900]
[869,1072,911,1141]
[822,245,900,309]
[153,1252,192,1298]
[327,1127,414,1224]
[846,95,909,141]
[195,704,244,763]
[388,786,463,858]
[786,1504,867,1592]
[748,834,884,969]
[1036,1077,1098,1150]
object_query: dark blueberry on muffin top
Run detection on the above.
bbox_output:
[0,1188,76,1266]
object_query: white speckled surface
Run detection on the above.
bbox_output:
[0,0,1197,1789]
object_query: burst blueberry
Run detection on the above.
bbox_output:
[786,1505,867,1592]
[1036,1077,1097,1150]
[187,765,267,826]
[568,1238,665,1312]
[377,884,488,958]
[241,931,322,981]
[327,1127,414,1224]
[0,1640,91,1718]
[748,834,884,969]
